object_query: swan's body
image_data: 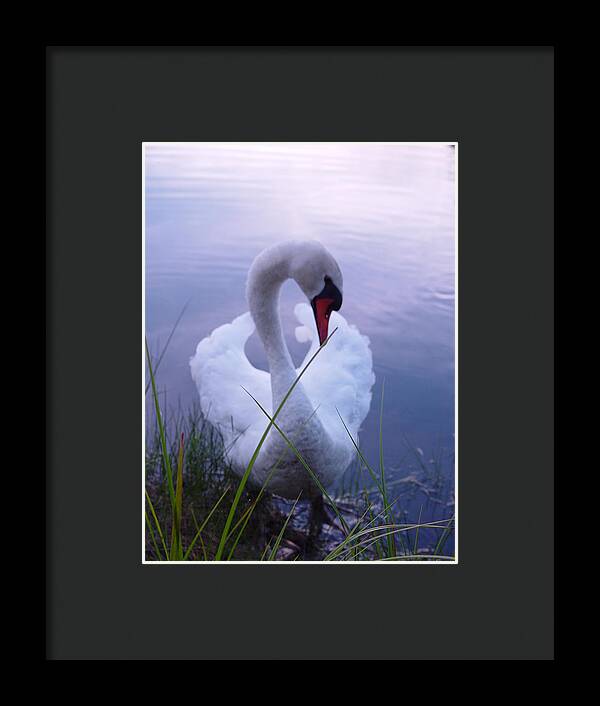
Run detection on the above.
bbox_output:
[190,240,375,499]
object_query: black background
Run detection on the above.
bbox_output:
[46,47,554,660]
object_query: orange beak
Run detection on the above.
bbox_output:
[313,297,335,345]
[311,277,343,345]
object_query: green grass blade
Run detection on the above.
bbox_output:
[268,493,302,561]
[334,521,453,561]
[145,337,176,508]
[260,540,273,561]
[145,489,169,559]
[378,380,396,558]
[433,515,455,556]
[365,491,384,560]
[321,500,375,561]
[244,387,350,535]
[145,510,164,560]
[145,298,191,395]
[336,409,384,494]
[213,328,338,561]
[413,504,423,556]
[182,485,231,560]
[190,508,209,561]
[170,432,185,560]
[221,500,263,559]
[322,490,406,561]
[224,413,319,561]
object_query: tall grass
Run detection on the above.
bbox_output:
[144,328,455,562]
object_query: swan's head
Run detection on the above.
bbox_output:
[289,241,343,345]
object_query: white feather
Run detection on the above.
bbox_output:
[190,242,375,499]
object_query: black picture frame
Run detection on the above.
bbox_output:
[46,46,555,660]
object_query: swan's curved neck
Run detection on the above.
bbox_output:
[246,242,334,461]
[246,243,299,400]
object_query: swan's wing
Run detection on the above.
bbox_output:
[190,312,271,466]
[293,302,375,442]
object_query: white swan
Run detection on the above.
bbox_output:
[190,240,375,502]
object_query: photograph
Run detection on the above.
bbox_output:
[47,45,554,660]
[143,141,457,563]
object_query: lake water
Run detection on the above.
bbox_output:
[145,142,456,549]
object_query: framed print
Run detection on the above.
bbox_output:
[47,46,554,660]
